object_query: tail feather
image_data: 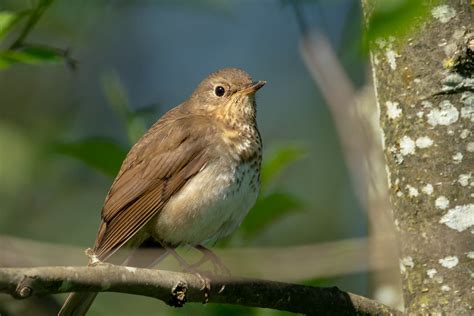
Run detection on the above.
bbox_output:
[58,292,98,316]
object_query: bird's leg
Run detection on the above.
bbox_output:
[166,247,211,302]
[191,245,231,277]
[146,249,170,268]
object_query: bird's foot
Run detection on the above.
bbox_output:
[166,247,212,303]
[196,272,211,303]
[191,245,229,294]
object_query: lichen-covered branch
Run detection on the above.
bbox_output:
[0,266,400,315]
[363,0,473,314]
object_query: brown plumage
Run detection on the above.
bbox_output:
[59,68,265,315]
[95,112,212,259]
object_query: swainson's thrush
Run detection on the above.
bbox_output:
[59,68,265,315]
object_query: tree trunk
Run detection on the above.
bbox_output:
[363,0,473,314]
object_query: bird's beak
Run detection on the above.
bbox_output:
[239,80,266,95]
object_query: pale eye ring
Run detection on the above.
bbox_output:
[214,86,225,97]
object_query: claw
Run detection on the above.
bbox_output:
[166,248,213,303]
[169,281,187,307]
[196,273,211,304]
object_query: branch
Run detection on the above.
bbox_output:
[0,266,400,315]
[0,235,398,281]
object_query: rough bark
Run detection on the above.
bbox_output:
[363,0,473,314]
[0,266,401,316]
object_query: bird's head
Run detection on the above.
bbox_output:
[185,68,266,126]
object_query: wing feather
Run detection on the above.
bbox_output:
[93,110,214,260]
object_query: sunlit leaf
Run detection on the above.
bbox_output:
[240,192,304,238]
[54,138,127,177]
[0,46,63,69]
[0,11,17,39]
[0,10,30,40]
[101,71,147,144]
[261,144,307,191]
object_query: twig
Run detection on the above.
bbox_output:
[10,0,55,49]
[0,265,401,315]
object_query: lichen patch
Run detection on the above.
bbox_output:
[400,256,414,273]
[457,173,472,187]
[459,129,470,139]
[386,50,398,70]
[452,152,463,164]
[431,5,456,24]
[400,136,416,156]
[435,196,450,210]
[386,101,402,119]
[422,184,434,195]
[438,256,459,269]
[427,268,438,278]
[406,185,419,197]
[441,285,451,292]
[422,100,433,108]
[415,136,434,148]
[439,204,474,232]
[426,100,459,126]
[375,38,399,71]
[389,145,404,164]
[467,142,474,152]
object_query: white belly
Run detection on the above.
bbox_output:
[151,160,259,246]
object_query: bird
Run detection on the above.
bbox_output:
[58,68,265,315]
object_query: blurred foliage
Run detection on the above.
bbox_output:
[0,45,63,68]
[0,0,74,70]
[54,138,127,178]
[101,71,150,144]
[364,0,439,49]
[240,192,304,239]
[261,144,307,192]
[0,10,30,38]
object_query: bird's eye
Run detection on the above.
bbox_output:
[214,86,225,97]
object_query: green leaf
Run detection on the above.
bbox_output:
[53,138,127,177]
[101,71,147,144]
[261,143,307,191]
[0,10,30,40]
[0,11,17,39]
[0,46,63,69]
[366,0,433,43]
[240,192,304,238]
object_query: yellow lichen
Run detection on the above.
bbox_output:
[443,57,456,69]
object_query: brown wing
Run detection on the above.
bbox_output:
[93,108,213,260]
